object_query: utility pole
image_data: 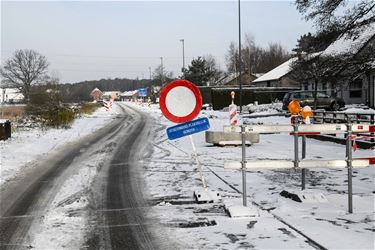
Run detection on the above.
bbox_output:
[238,0,246,208]
[160,57,164,86]
[149,67,152,80]
[238,0,242,114]
[180,39,185,73]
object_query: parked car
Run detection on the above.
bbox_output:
[282,91,345,111]
[201,103,212,110]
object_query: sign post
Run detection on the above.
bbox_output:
[346,119,353,213]
[160,80,216,202]
[241,125,247,206]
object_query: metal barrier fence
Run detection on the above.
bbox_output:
[312,111,375,144]
[224,123,375,213]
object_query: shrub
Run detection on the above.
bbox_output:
[26,88,76,128]
[78,102,99,115]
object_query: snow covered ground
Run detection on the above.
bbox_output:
[0,104,123,187]
[1,102,374,249]
[137,102,374,249]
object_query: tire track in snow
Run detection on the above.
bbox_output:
[0,104,129,249]
[203,165,328,250]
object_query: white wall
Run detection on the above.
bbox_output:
[0,88,24,103]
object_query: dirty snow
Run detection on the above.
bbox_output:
[0,104,122,186]
[1,101,374,249]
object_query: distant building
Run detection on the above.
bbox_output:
[316,24,375,107]
[252,58,300,88]
[90,88,103,101]
[102,91,121,100]
[216,72,259,86]
[0,88,24,103]
[120,90,138,101]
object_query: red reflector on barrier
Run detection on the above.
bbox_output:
[370,125,375,132]
[356,157,375,165]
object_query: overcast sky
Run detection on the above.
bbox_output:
[1,1,315,83]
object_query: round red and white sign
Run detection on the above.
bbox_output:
[159,80,202,123]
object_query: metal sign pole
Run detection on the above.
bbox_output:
[241,125,247,206]
[293,122,299,170]
[346,120,353,213]
[189,135,207,190]
[301,135,306,190]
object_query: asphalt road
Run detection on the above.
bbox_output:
[0,104,159,249]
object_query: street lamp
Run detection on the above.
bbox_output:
[160,57,164,85]
[238,0,242,114]
[180,39,185,73]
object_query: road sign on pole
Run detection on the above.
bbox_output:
[167,117,210,140]
[159,80,202,123]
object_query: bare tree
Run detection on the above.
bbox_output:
[295,0,375,37]
[225,35,290,75]
[152,64,173,86]
[1,49,49,103]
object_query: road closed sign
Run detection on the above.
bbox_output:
[159,80,202,123]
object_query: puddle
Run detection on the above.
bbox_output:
[193,205,225,215]
[150,195,196,206]
[167,218,217,228]
[278,227,296,238]
[280,190,302,202]
[225,233,247,243]
[247,220,257,229]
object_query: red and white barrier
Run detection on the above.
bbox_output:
[224,124,375,135]
[103,100,110,112]
[229,104,238,126]
[225,158,374,170]
[147,97,151,108]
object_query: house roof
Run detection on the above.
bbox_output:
[322,23,375,56]
[120,90,138,97]
[253,58,296,83]
[216,72,259,86]
[90,88,102,94]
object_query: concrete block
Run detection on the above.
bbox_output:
[205,131,259,145]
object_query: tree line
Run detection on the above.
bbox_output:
[1,0,373,106]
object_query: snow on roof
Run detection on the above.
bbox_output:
[90,88,102,94]
[254,73,264,78]
[120,90,138,97]
[216,73,238,85]
[322,23,375,56]
[253,58,296,83]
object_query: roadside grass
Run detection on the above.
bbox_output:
[78,102,99,115]
[0,105,26,121]
[41,102,100,129]
[1,102,100,130]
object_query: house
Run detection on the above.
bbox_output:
[90,88,103,101]
[252,58,300,88]
[102,91,121,100]
[314,24,375,108]
[120,90,138,101]
[0,88,24,103]
[216,72,258,86]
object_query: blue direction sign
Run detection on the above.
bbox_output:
[167,117,210,140]
[138,88,148,97]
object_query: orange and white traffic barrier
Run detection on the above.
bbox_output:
[229,91,238,126]
[103,100,110,112]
